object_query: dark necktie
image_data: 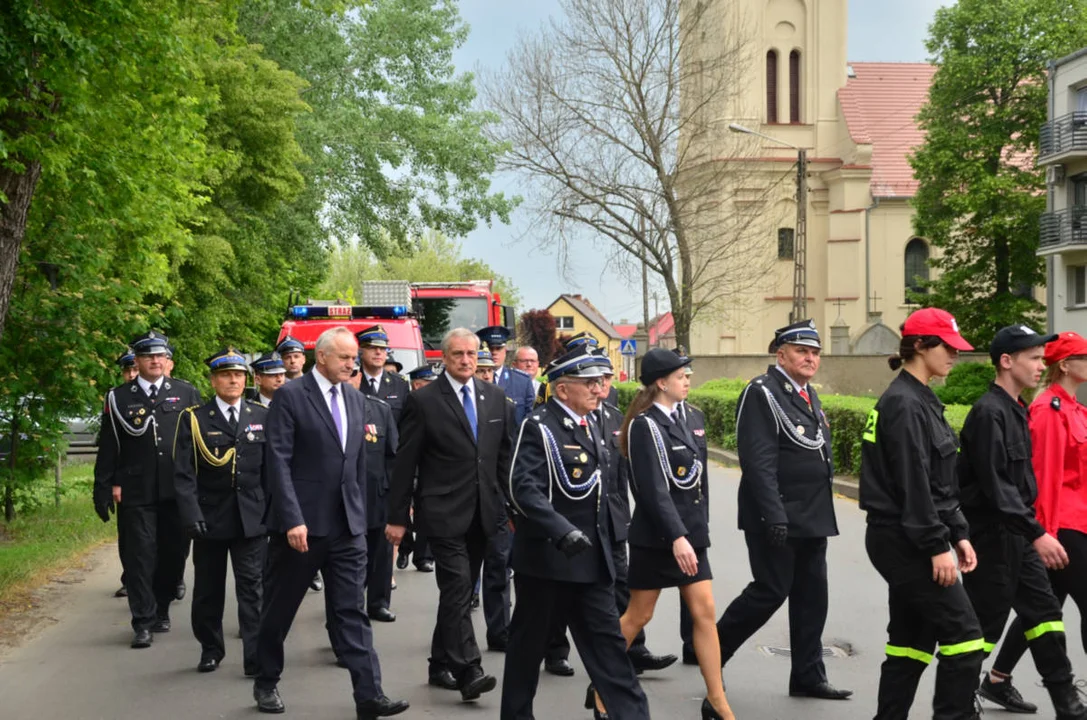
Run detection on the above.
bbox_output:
[148,383,158,401]
[370,377,379,395]
[228,406,237,431]
[461,386,477,439]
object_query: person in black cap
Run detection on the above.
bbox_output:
[112,348,138,599]
[118,348,138,383]
[357,325,411,422]
[501,348,651,720]
[957,325,1087,719]
[394,364,437,575]
[249,351,286,407]
[93,331,202,648]
[590,347,731,719]
[715,320,851,700]
[173,348,269,675]
[477,325,535,424]
[276,335,306,381]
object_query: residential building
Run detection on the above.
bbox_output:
[546,294,623,369]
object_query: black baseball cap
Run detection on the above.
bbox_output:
[990,324,1057,364]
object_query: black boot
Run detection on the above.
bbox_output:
[1050,682,1087,720]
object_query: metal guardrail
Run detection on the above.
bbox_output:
[1040,112,1087,159]
[1040,207,1087,250]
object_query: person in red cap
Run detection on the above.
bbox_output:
[987,331,1087,708]
[859,308,986,720]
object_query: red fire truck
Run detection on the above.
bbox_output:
[410,280,515,362]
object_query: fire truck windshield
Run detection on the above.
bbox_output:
[416,297,489,348]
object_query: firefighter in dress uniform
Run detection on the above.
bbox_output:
[113,348,138,599]
[173,347,269,676]
[247,351,286,407]
[859,308,985,720]
[500,348,651,720]
[277,335,306,381]
[93,331,202,648]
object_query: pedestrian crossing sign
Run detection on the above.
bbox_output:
[620,339,637,356]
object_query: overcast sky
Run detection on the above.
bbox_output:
[452,0,951,322]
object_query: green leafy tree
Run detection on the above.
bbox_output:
[909,0,1087,344]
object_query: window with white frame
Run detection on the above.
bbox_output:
[1068,264,1087,307]
[555,316,575,330]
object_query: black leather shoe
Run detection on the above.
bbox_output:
[789,681,853,700]
[459,666,497,701]
[415,560,435,573]
[545,658,575,677]
[428,669,458,690]
[254,686,285,714]
[151,617,171,633]
[630,652,678,673]
[197,656,220,673]
[114,585,128,598]
[131,629,153,649]
[396,551,410,570]
[357,695,410,719]
[370,607,396,623]
[175,581,186,601]
[978,675,1038,713]
[309,573,323,592]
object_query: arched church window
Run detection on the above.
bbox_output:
[766,50,778,123]
[789,50,801,123]
[905,238,930,294]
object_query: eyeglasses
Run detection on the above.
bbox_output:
[571,377,604,389]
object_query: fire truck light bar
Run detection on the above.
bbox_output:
[289,305,409,319]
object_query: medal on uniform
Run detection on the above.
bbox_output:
[797,425,805,435]
[572,468,582,479]
[138,408,146,416]
[247,431,255,441]
[579,453,587,463]
[134,417,142,426]
[678,466,687,476]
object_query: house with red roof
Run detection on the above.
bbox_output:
[683,0,951,355]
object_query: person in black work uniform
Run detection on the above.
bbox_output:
[958,325,1087,719]
[113,348,138,599]
[247,351,286,407]
[715,320,850,700]
[173,348,269,675]
[395,365,437,574]
[357,325,411,421]
[860,308,985,720]
[93,331,202,648]
[500,348,651,720]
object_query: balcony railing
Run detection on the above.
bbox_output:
[1040,112,1087,160]
[1040,206,1087,250]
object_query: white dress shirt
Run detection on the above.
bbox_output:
[363,369,383,395]
[137,375,164,398]
[312,369,348,449]
[215,396,243,426]
[444,373,476,410]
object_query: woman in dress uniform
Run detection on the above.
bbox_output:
[591,348,733,720]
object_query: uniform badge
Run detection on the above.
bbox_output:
[138,408,147,416]
[678,466,687,476]
[785,384,792,394]
[247,432,255,441]
[579,453,588,463]
[134,417,142,426]
[797,425,805,435]
[572,468,582,479]
[562,417,574,429]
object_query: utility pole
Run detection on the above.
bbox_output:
[640,217,650,334]
[791,148,808,323]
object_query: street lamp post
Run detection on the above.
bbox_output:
[729,123,808,323]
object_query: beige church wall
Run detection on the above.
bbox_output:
[865,200,922,332]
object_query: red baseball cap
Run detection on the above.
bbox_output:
[901,308,974,351]
[1044,331,1087,366]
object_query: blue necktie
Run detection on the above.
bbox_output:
[461,385,477,439]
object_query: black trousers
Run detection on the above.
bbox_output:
[867,526,984,720]
[994,528,1087,675]
[546,541,648,664]
[482,521,512,647]
[256,530,383,707]
[500,574,650,720]
[120,500,187,631]
[716,532,829,687]
[398,523,434,567]
[117,502,128,587]
[191,534,264,669]
[428,512,487,679]
[365,526,393,613]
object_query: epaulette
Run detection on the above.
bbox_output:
[602,400,621,413]
[1051,396,1061,411]
[243,399,265,409]
[365,395,389,406]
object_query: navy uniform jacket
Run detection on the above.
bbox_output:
[263,371,368,537]
[627,405,710,549]
[173,399,268,540]
[361,394,398,530]
[595,401,631,543]
[362,370,410,423]
[735,367,838,539]
[507,399,614,583]
[685,403,709,511]
[495,366,537,426]
[94,377,203,507]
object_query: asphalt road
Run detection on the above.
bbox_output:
[1,463,1083,719]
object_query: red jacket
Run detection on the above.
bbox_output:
[1030,384,1087,536]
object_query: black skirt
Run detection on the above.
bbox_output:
[627,544,712,589]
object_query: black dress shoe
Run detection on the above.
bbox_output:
[254,686,285,714]
[630,652,678,673]
[415,560,435,573]
[114,586,128,598]
[131,629,153,649]
[370,607,396,623]
[459,666,497,701]
[428,669,458,690]
[789,681,853,700]
[175,581,186,601]
[545,658,575,677]
[151,617,171,633]
[357,695,410,719]
[396,551,410,570]
[309,573,324,592]
[197,656,220,673]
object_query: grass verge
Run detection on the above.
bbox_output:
[0,462,115,608]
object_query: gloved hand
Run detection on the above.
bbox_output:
[767,524,789,547]
[556,529,593,558]
[94,497,114,524]
[186,521,208,539]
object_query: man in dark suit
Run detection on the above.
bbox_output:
[387,327,514,703]
[174,348,268,675]
[93,331,202,648]
[501,348,650,720]
[254,327,408,719]
[715,320,851,700]
[357,325,411,422]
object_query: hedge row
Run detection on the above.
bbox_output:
[615,378,971,475]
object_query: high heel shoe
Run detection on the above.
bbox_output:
[701,697,728,720]
[584,684,609,719]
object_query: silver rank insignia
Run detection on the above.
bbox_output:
[797,425,805,435]
[785,384,792,393]
[247,432,255,441]
[579,453,587,463]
